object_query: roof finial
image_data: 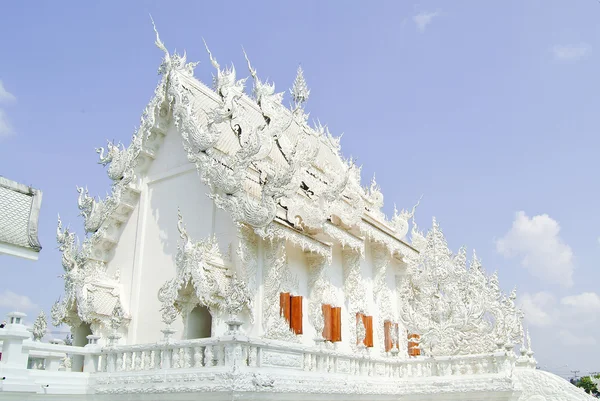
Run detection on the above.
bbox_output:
[291,65,310,106]
[202,38,220,71]
[150,14,169,57]
[242,48,257,80]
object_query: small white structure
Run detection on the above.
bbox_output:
[0,28,592,400]
[0,177,42,260]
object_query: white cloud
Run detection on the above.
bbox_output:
[0,290,38,311]
[0,110,13,138]
[520,291,557,327]
[413,10,441,32]
[561,292,600,310]
[520,290,600,350]
[0,81,16,103]
[0,80,15,138]
[496,211,574,287]
[552,43,591,62]
[557,329,596,346]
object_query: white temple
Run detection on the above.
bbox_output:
[0,27,594,400]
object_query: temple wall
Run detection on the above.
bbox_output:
[104,123,413,351]
[107,202,139,318]
[111,125,233,344]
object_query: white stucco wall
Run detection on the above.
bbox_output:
[104,122,414,354]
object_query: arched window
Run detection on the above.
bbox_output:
[185,305,212,339]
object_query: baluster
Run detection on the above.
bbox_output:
[133,351,142,370]
[148,349,160,369]
[171,347,180,369]
[142,350,150,370]
[162,347,172,369]
[193,346,203,368]
[183,347,192,368]
[204,345,214,367]
[116,352,123,372]
[218,345,226,366]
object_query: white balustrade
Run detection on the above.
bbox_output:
[0,311,532,397]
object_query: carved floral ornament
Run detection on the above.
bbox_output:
[398,218,525,357]
[157,210,253,327]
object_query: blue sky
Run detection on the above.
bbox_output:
[1,1,600,377]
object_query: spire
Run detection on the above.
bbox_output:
[291,65,310,106]
[202,38,220,71]
[150,14,169,60]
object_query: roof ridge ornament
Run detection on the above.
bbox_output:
[151,15,197,77]
[392,195,423,239]
[291,65,310,105]
[290,65,310,123]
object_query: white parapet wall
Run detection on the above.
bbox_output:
[0,312,594,401]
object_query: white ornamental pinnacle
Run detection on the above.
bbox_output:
[291,65,310,106]
[398,217,524,357]
[50,300,64,327]
[32,310,47,342]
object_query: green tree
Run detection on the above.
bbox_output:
[576,376,598,394]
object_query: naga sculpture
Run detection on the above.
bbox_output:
[95,135,142,184]
[76,186,121,233]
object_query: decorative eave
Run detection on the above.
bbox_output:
[255,218,331,260]
[322,221,364,255]
[358,219,417,261]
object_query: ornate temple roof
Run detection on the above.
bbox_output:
[0,176,42,260]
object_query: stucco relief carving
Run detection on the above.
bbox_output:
[262,239,299,342]
[307,253,338,340]
[372,243,395,354]
[398,218,524,357]
[237,224,258,322]
[342,248,368,350]
[157,210,251,328]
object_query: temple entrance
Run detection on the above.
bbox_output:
[72,322,92,372]
[185,305,212,339]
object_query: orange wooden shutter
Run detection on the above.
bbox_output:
[280,292,291,324]
[367,316,374,347]
[393,323,399,349]
[362,315,374,347]
[322,304,332,341]
[384,320,392,352]
[408,333,420,357]
[331,307,342,342]
[290,295,303,334]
